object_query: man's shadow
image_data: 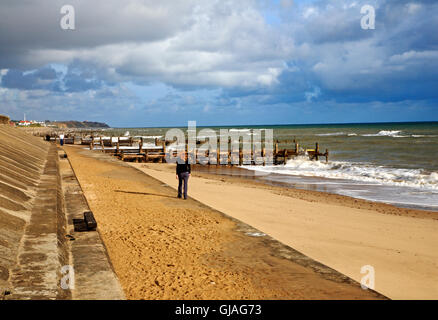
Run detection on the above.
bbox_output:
[114,190,175,198]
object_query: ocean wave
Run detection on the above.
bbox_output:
[315,132,360,136]
[243,157,438,191]
[362,130,405,137]
[310,130,435,138]
[229,129,251,132]
[360,131,437,138]
[316,132,347,136]
[411,134,438,138]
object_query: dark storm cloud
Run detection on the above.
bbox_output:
[0,0,196,68]
[1,66,58,90]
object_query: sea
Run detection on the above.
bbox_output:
[105,122,438,211]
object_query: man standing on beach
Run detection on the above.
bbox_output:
[59,133,64,146]
[176,152,191,200]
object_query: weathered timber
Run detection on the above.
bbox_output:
[83,211,97,230]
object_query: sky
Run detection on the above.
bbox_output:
[0,0,437,127]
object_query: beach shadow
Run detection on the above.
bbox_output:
[114,190,175,198]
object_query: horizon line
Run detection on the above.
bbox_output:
[109,120,438,129]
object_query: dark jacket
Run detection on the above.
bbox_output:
[176,162,191,175]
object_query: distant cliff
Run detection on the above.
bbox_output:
[47,121,110,128]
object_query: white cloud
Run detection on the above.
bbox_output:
[303,7,318,19]
[389,50,438,63]
[23,1,292,89]
[305,86,321,102]
[406,3,422,14]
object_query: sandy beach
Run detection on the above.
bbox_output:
[63,145,386,300]
[130,162,438,300]
[61,144,438,300]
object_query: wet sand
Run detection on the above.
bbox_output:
[63,146,384,300]
[132,162,438,300]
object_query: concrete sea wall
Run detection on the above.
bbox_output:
[0,124,124,299]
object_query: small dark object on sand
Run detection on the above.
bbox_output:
[84,211,97,230]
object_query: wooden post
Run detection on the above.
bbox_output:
[315,143,319,161]
[325,149,329,163]
[217,147,220,165]
[100,139,105,152]
[90,142,93,150]
[116,142,120,154]
[139,137,143,153]
[155,137,158,146]
[262,147,265,166]
[295,142,299,154]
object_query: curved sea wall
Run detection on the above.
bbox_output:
[0,123,125,300]
[0,124,71,299]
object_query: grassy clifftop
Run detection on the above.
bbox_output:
[0,114,10,124]
[47,120,110,128]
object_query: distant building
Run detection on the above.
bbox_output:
[18,120,31,126]
[17,120,46,127]
[31,120,46,126]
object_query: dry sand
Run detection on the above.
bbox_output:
[132,162,438,300]
[64,146,385,300]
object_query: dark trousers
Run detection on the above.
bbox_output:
[178,172,189,199]
[60,139,64,146]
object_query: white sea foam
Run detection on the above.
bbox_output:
[313,131,436,138]
[316,132,347,136]
[229,129,251,132]
[411,134,438,138]
[134,135,163,139]
[362,130,405,137]
[360,131,437,138]
[243,157,438,191]
[141,143,161,149]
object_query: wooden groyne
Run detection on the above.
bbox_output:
[274,141,329,163]
[40,130,329,165]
